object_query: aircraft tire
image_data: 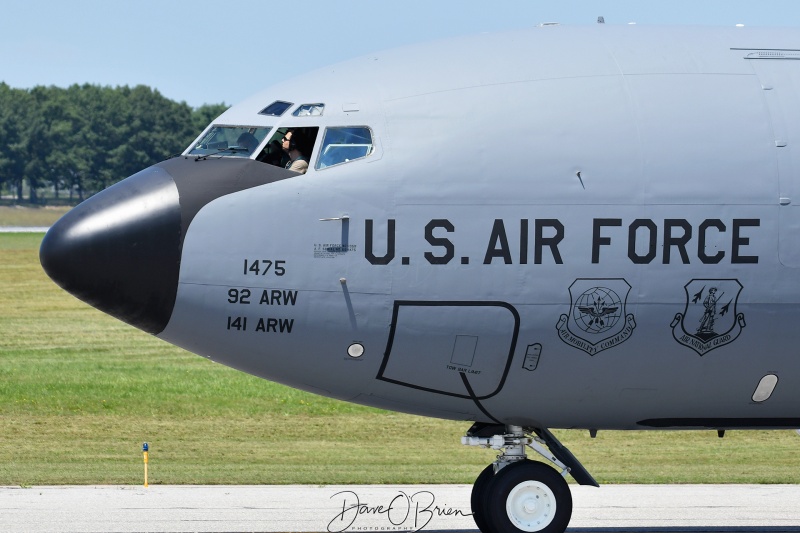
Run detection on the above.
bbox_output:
[485,460,572,533]
[470,464,495,532]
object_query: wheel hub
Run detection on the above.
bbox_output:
[523,497,538,513]
[507,481,557,532]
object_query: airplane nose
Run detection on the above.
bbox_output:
[40,165,182,335]
[41,155,294,335]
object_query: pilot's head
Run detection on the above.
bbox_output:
[282,130,297,153]
[709,288,717,294]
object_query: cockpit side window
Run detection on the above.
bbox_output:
[257,127,320,172]
[315,126,374,170]
[188,126,271,158]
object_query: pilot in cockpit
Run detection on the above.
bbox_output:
[281,129,309,174]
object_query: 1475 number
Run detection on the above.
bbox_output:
[243,259,286,276]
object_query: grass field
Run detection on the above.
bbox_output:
[1,232,799,485]
[0,206,71,227]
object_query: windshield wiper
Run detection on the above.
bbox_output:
[194,145,250,161]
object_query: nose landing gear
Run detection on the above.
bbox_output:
[462,424,597,533]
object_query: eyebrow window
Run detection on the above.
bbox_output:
[293,103,325,116]
[316,126,374,170]
[259,101,293,117]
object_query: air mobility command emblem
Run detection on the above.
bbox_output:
[670,279,746,356]
[557,278,636,356]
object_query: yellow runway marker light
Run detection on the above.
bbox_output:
[142,442,149,488]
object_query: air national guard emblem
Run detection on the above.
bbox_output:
[670,279,746,356]
[556,278,636,356]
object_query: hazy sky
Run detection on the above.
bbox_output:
[2,0,799,108]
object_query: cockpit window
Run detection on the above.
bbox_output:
[292,103,325,117]
[316,126,374,170]
[259,101,293,117]
[257,127,320,173]
[188,126,271,158]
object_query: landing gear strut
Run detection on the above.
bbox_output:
[462,424,598,533]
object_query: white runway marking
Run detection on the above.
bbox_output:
[0,227,49,233]
[1,484,800,533]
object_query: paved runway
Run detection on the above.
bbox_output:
[2,484,800,533]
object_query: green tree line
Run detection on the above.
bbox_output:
[0,83,228,203]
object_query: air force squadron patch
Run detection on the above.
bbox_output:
[557,278,636,356]
[670,279,746,356]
